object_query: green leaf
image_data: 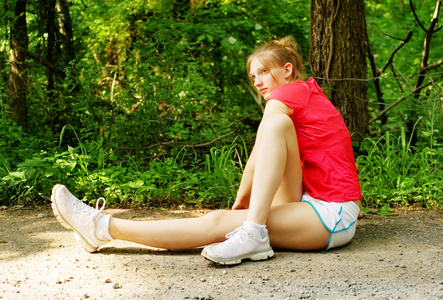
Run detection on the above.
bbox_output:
[360,207,371,213]
[375,205,397,216]
[228,36,237,44]
[128,180,144,188]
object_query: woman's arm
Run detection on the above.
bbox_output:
[232,145,257,210]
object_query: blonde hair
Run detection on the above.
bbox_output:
[247,36,305,84]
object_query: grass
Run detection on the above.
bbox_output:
[0,121,441,209]
[356,127,443,209]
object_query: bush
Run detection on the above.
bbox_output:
[356,127,443,209]
[0,121,248,207]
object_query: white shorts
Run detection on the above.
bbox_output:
[301,193,360,250]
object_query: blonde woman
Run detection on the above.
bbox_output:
[51,36,362,265]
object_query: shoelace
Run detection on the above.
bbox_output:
[221,226,250,246]
[72,196,106,226]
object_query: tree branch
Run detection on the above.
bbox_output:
[80,0,88,9]
[393,63,413,90]
[241,79,263,111]
[184,129,238,148]
[366,30,412,125]
[410,0,427,32]
[18,46,65,78]
[366,28,386,124]
[117,129,238,151]
[369,73,443,124]
[382,33,406,41]
[390,64,404,92]
[379,31,413,74]
[414,0,441,91]
[424,59,443,70]
[432,0,442,34]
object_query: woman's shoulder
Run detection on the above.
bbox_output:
[287,78,327,98]
[269,79,312,100]
[292,77,318,88]
[268,80,312,108]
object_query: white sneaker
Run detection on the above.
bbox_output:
[51,184,113,252]
[201,223,274,265]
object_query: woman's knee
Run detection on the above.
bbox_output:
[202,210,227,225]
[201,209,247,241]
[261,114,296,141]
[266,113,293,129]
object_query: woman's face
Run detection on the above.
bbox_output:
[249,57,292,100]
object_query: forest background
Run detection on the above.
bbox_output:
[0,0,442,211]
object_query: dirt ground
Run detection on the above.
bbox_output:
[0,205,441,300]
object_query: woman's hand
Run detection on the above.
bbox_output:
[232,194,250,210]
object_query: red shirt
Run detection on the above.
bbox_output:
[268,78,362,202]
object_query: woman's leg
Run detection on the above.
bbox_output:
[109,209,248,250]
[51,184,249,252]
[200,113,304,264]
[267,202,330,250]
[108,202,329,251]
[52,185,329,254]
[247,113,303,224]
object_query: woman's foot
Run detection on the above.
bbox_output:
[201,221,274,265]
[51,184,113,252]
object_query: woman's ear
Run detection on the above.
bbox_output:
[284,63,293,80]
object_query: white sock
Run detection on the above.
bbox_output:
[95,214,114,241]
[243,220,266,229]
[243,220,268,240]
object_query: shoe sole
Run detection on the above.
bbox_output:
[201,248,274,265]
[51,184,98,253]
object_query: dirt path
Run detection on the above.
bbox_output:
[0,206,441,299]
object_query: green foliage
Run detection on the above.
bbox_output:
[365,0,443,137]
[356,126,443,209]
[196,137,248,206]
[356,0,443,209]
[0,119,65,205]
[47,0,310,163]
[0,0,441,210]
[0,119,248,207]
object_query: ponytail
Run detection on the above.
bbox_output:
[247,36,305,83]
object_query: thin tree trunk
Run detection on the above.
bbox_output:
[9,0,29,129]
[56,0,76,63]
[0,49,7,95]
[45,0,57,94]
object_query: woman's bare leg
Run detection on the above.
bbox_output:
[109,209,249,250]
[108,201,329,251]
[247,113,303,224]
[198,110,306,264]
[51,185,328,253]
[267,202,330,250]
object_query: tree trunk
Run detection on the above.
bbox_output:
[44,0,57,94]
[9,0,29,129]
[56,0,76,63]
[310,0,369,139]
[0,49,7,97]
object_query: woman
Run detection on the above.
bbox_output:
[51,36,362,266]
